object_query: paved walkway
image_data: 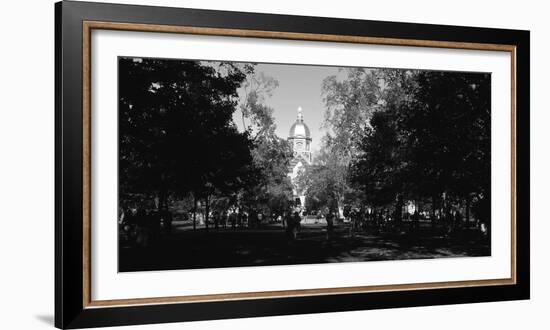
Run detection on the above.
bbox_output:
[119,222,489,272]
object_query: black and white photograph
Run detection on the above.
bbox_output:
[117,57,491,272]
[2,0,540,329]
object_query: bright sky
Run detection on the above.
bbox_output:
[234,63,340,153]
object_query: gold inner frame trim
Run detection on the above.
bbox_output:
[82,20,517,309]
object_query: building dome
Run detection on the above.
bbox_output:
[288,107,311,138]
[289,122,311,138]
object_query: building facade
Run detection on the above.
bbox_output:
[287,107,312,208]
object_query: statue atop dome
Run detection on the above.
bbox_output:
[297,106,304,122]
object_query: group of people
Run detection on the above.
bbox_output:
[283,208,338,241]
[343,206,487,238]
[202,210,269,230]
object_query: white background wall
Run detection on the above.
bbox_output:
[0,0,546,329]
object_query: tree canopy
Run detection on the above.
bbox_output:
[317,67,491,224]
[348,70,491,222]
[119,58,254,209]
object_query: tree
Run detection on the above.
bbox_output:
[321,68,413,217]
[295,144,351,215]
[401,71,491,224]
[318,69,380,214]
[238,70,279,136]
[237,70,294,218]
[118,58,254,224]
[321,68,382,157]
[349,69,491,228]
[321,68,412,156]
[349,109,406,209]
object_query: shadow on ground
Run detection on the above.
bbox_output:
[119,223,490,272]
[35,315,54,326]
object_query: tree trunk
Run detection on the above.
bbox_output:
[158,189,168,211]
[241,111,247,130]
[430,196,436,228]
[193,195,197,231]
[394,194,403,226]
[465,197,471,227]
[204,195,210,232]
[163,192,168,210]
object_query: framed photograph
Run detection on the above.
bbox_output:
[55,1,530,328]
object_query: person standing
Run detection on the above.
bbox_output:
[412,210,420,233]
[285,211,300,241]
[230,211,237,230]
[222,211,228,229]
[291,211,301,240]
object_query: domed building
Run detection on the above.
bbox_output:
[288,107,312,208]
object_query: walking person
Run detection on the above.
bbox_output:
[285,210,301,241]
[291,211,301,240]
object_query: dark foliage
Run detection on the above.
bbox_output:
[118,57,253,209]
[350,70,491,223]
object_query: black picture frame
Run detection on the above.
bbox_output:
[55,1,530,328]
